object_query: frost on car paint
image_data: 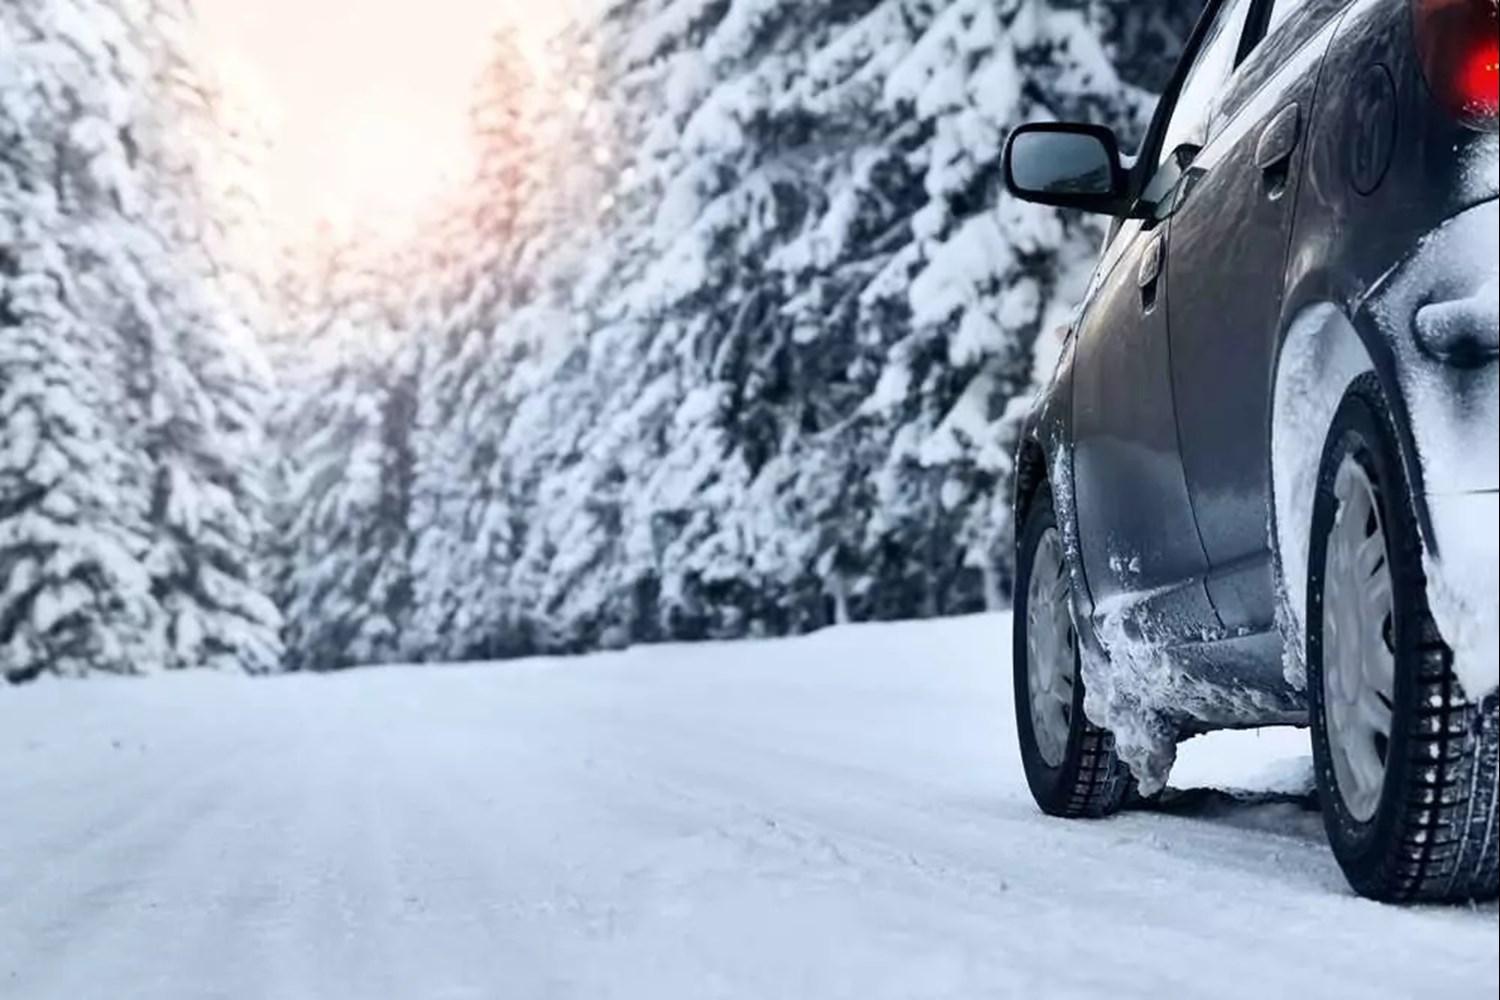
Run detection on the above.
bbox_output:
[1271,303,1374,692]
[1367,202,1500,701]
[1273,200,1500,704]
[1414,276,1500,366]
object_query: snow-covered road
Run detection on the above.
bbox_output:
[2,615,1495,999]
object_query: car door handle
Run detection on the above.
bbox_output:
[1137,236,1163,312]
[1255,103,1301,198]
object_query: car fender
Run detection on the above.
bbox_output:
[1015,332,1109,669]
[1270,301,1379,690]
[1271,200,1500,694]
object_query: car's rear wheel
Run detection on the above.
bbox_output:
[1307,378,1499,902]
[1015,484,1132,818]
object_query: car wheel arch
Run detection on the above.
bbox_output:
[1269,299,1432,688]
[1013,438,1050,537]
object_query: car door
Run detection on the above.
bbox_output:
[1071,0,1259,638]
[1164,0,1346,631]
[1072,217,1219,633]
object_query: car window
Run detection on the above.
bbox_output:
[1155,0,1257,171]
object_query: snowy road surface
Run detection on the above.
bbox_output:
[2,615,1495,1000]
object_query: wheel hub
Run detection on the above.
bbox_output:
[1322,455,1397,823]
[1027,527,1076,768]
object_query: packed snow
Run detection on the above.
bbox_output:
[1271,302,1376,691]
[2,614,1495,1000]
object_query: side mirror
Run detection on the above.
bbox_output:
[1003,123,1130,216]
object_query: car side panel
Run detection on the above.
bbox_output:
[1286,0,1498,324]
[1163,0,1347,633]
[1017,332,1117,670]
[1273,0,1499,698]
[1280,0,1499,523]
[1071,220,1221,641]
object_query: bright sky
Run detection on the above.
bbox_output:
[196,0,573,243]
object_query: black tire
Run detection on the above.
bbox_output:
[1014,484,1132,818]
[1307,377,1499,902]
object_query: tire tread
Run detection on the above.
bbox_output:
[1310,377,1498,903]
[1060,726,1133,819]
[1015,483,1133,821]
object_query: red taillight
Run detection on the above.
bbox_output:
[1460,33,1500,109]
[1413,0,1500,130]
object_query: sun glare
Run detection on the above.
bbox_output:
[316,107,471,237]
[195,0,571,247]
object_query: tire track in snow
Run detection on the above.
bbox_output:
[1,751,245,997]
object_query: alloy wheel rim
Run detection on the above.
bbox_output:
[1027,527,1076,768]
[1321,454,1397,824]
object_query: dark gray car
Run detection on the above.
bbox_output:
[1003,0,1498,902]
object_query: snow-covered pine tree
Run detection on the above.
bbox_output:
[562,0,1200,635]
[2,0,283,681]
[1,0,166,680]
[275,238,418,671]
[285,22,607,669]
[846,0,1161,615]
[404,20,629,660]
[402,29,547,662]
[108,1,283,674]
[600,0,1196,634]
[279,0,1201,667]
[0,198,163,681]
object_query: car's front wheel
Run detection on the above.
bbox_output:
[1015,484,1132,818]
[1308,378,1498,902]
